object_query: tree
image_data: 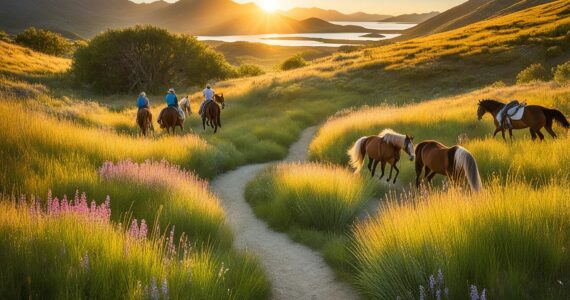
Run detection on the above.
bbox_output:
[237,64,265,77]
[15,28,71,56]
[72,26,235,94]
[516,63,551,84]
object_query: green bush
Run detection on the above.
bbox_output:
[72,26,235,94]
[553,61,570,83]
[516,63,551,84]
[238,64,265,77]
[15,27,71,56]
[280,54,307,71]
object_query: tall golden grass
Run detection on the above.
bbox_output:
[353,179,570,299]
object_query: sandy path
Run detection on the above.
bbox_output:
[211,127,359,300]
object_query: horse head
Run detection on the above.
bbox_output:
[215,93,225,109]
[404,135,415,161]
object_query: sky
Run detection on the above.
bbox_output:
[131,0,467,15]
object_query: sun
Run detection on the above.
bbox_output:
[260,0,278,13]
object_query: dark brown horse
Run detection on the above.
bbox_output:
[348,129,415,184]
[477,99,569,141]
[415,140,482,192]
[202,94,225,134]
[160,107,184,134]
[136,108,154,136]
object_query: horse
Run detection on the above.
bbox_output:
[415,140,482,192]
[477,99,569,141]
[136,108,154,136]
[348,129,415,184]
[160,107,184,134]
[202,94,225,134]
[180,97,192,116]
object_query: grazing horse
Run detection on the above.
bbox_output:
[137,108,154,136]
[180,97,192,116]
[202,94,225,134]
[348,129,415,184]
[415,140,482,192]
[160,107,184,134]
[477,99,569,141]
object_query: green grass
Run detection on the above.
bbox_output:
[0,197,270,300]
[352,179,570,299]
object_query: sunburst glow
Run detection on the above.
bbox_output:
[260,0,278,12]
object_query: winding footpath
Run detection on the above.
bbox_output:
[211,127,359,300]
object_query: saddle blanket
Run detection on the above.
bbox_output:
[496,104,525,124]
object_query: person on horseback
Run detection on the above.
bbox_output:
[137,92,149,110]
[200,84,215,118]
[499,100,523,130]
[158,88,184,127]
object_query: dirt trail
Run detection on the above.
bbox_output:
[211,127,358,300]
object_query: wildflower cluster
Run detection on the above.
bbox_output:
[19,190,111,223]
[98,159,207,191]
[419,269,449,300]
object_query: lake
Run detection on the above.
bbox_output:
[197,22,416,47]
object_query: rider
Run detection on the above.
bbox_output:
[137,92,149,110]
[200,84,215,118]
[158,88,183,127]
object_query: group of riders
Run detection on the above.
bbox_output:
[136,84,216,127]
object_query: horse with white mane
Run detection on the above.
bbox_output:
[348,129,415,184]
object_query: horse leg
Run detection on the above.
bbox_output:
[493,128,501,137]
[392,164,400,184]
[202,118,207,131]
[214,124,218,134]
[367,156,374,172]
[415,160,424,188]
[530,128,537,141]
[379,161,386,180]
[545,126,558,139]
[509,129,513,142]
[426,172,437,184]
[371,160,379,178]
[536,129,545,141]
[500,130,507,142]
[386,164,394,182]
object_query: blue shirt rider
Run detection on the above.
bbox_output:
[137,92,149,109]
[166,88,179,108]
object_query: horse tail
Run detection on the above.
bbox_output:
[414,142,427,171]
[452,146,482,192]
[348,136,370,174]
[543,108,570,129]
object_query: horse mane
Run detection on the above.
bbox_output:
[378,129,406,149]
[479,99,504,110]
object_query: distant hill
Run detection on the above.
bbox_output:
[403,0,555,38]
[280,7,392,22]
[380,12,440,23]
[0,0,378,37]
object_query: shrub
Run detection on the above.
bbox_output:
[280,54,307,71]
[516,63,551,84]
[553,61,570,83]
[15,27,71,56]
[238,64,265,77]
[72,26,235,94]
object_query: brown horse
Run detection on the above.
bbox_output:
[477,99,569,141]
[415,140,482,192]
[348,129,415,184]
[136,108,154,136]
[202,94,225,134]
[160,107,184,134]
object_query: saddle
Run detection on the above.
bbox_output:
[497,100,526,128]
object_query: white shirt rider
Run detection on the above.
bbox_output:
[203,86,215,101]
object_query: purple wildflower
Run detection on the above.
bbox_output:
[470,285,479,300]
[436,289,441,300]
[437,269,444,286]
[130,219,139,239]
[429,274,436,293]
[444,287,449,298]
[480,289,487,300]
[139,220,148,240]
[419,285,426,300]
[162,278,169,300]
[151,277,159,300]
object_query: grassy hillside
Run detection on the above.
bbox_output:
[0,41,70,76]
[403,0,554,38]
